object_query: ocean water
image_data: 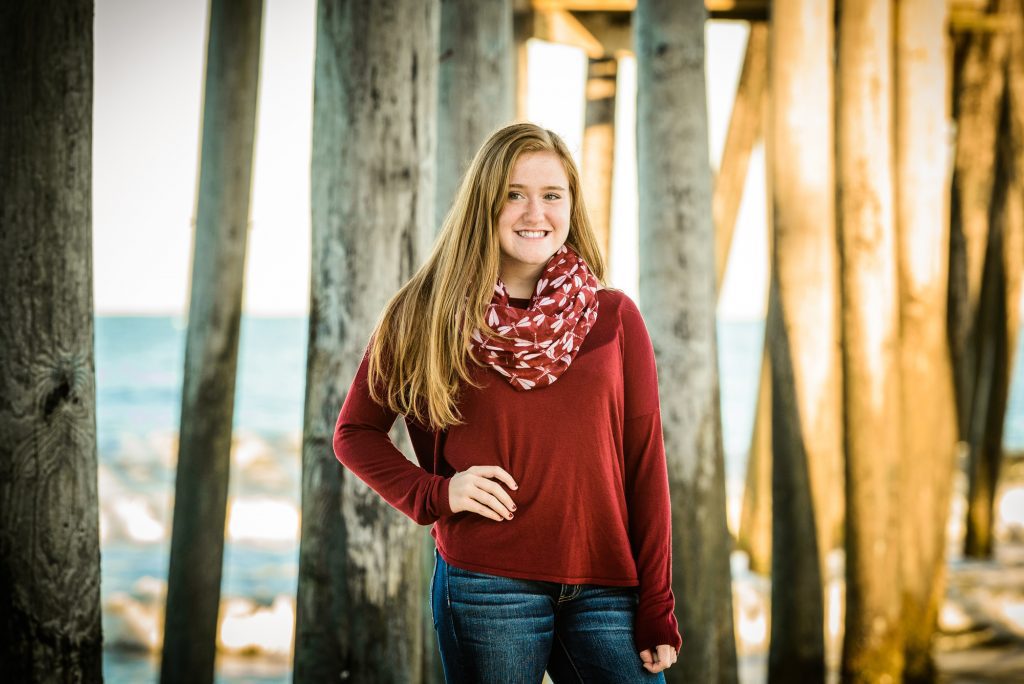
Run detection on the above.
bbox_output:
[94,314,1024,680]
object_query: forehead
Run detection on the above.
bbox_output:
[509,151,568,186]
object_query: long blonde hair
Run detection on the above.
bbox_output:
[367,122,607,430]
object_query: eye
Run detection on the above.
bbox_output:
[544,193,561,200]
[508,191,524,200]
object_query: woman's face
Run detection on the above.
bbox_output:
[496,151,571,279]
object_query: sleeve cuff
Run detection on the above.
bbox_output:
[433,476,455,520]
[634,603,683,654]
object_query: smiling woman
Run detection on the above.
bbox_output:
[496,152,572,298]
[332,122,681,681]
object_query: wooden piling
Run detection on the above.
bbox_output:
[636,1,739,680]
[160,2,263,681]
[295,1,440,681]
[836,0,905,679]
[0,1,103,679]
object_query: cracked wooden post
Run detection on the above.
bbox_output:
[160,1,263,682]
[893,0,958,679]
[295,0,439,681]
[837,0,905,680]
[636,0,738,681]
[0,0,102,679]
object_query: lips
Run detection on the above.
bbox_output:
[516,230,549,239]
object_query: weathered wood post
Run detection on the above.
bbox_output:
[436,0,514,232]
[893,1,958,680]
[295,1,439,681]
[0,1,103,679]
[582,55,618,260]
[764,0,842,680]
[963,117,1015,561]
[961,0,1024,561]
[836,0,905,680]
[635,1,738,681]
[948,2,1010,439]
[160,1,263,682]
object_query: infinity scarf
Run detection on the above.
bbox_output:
[470,244,600,390]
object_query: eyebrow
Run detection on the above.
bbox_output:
[509,183,567,191]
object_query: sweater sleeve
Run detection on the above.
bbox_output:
[620,296,683,654]
[333,348,455,525]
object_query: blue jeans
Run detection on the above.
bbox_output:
[430,548,666,683]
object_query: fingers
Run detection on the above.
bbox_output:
[475,477,517,516]
[468,488,514,520]
[468,465,518,492]
[639,645,677,673]
[450,466,519,520]
[463,499,507,522]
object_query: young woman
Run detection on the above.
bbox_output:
[334,122,681,682]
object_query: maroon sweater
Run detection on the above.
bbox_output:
[333,288,682,653]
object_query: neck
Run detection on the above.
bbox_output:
[499,264,544,299]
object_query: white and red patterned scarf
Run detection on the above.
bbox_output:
[470,244,600,390]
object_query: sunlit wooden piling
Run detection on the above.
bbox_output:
[894,1,958,680]
[766,0,841,679]
[837,0,904,680]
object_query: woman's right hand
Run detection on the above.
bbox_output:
[448,465,518,521]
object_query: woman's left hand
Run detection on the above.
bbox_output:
[639,644,677,674]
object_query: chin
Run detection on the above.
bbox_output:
[525,248,557,264]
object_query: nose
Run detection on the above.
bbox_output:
[523,197,544,223]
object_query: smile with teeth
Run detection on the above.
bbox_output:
[516,230,548,239]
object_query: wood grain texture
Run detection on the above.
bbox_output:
[295,1,439,681]
[0,0,103,680]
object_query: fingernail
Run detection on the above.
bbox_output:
[508,513,514,519]
[511,504,517,511]
[512,484,518,489]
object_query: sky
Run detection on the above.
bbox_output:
[93,0,766,319]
